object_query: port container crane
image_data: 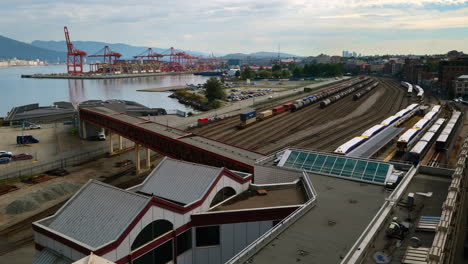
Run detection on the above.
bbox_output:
[64,26,87,74]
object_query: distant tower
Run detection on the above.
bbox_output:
[278,43,281,65]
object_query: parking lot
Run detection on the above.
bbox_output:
[0,123,108,173]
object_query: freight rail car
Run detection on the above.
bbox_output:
[353,82,379,100]
[435,111,462,152]
[239,110,257,128]
[238,77,371,128]
[396,105,441,152]
[320,80,374,108]
[334,103,421,155]
[291,78,371,112]
[408,118,446,163]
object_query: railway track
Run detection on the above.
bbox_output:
[194,77,409,154]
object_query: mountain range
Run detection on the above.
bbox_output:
[0,35,65,62]
[0,35,299,62]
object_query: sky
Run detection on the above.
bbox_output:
[1,0,468,56]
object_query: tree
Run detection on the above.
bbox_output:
[292,68,302,78]
[272,64,281,72]
[258,69,272,79]
[281,69,290,78]
[204,77,225,101]
[235,70,241,78]
[241,66,256,80]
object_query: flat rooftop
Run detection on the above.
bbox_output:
[249,171,389,264]
[211,186,306,212]
[362,172,451,263]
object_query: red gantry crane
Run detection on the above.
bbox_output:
[64,26,87,74]
[89,46,122,65]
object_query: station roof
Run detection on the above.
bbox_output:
[37,180,150,249]
[348,126,404,159]
[276,149,393,185]
[134,157,224,205]
[248,170,389,264]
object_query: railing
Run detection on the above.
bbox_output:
[226,172,318,264]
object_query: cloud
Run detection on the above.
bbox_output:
[0,0,468,55]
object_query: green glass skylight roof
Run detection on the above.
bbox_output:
[278,150,391,184]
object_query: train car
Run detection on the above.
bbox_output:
[258,110,273,120]
[415,85,424,101]
[197,117,209,127]
[320,98,332,108]
[334,137,368,155]
[408,141,429,163]
[401,81,413,97]
[353,82,379,100]
[394,109,410,118]
[283,102,294,111]
[240,110,256,121]
[291,101,305,112]
[408,119,445,163]
[380,115,400,126]
[239,110,257,129]
[397,128,420,152]
[435,111,462,151]
[362,124,386,138]
[239,117,257,128]
[413,119,430,130]
[272,105,286,115]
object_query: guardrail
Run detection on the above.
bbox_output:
[226,172,317,264]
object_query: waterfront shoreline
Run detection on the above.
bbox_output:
[21,71,190,80]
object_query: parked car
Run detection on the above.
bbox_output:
[98,133,106,141]
[24,124,41,130]
[12,153,33,160]
[0,152,12,158]
[17,135,39,144]
[0,157,10,164]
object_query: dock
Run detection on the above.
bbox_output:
[21,71,189,80]
[137,86,188,92]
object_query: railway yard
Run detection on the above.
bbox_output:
[193,77,412,154]
[1,75,468,264]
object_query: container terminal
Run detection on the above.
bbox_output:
[21,27,225,80]
[0,76,467,264]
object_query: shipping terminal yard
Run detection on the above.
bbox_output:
[1,70,468,264]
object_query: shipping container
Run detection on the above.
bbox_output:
[258,110,273,120]
[240,117,257,128]
[272,106,286,114]
[240,110,256,121]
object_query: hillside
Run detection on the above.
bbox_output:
[0,35,65,62]
[32,40,211,59]
[223,51,298,59]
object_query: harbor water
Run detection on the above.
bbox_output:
[0,65,210,117]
